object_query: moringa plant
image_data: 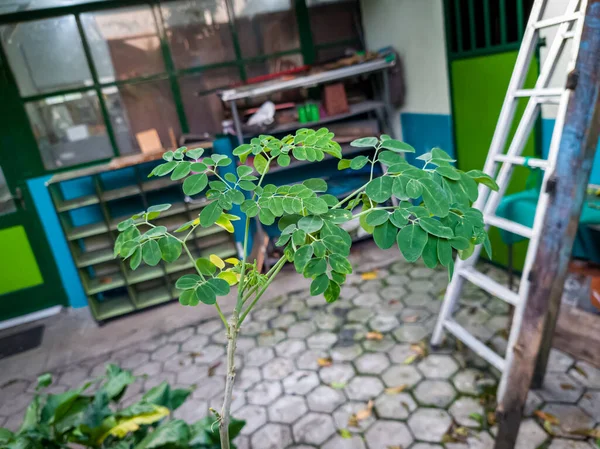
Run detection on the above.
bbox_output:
[114,129,497,449]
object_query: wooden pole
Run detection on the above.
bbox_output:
[494,2,600,448]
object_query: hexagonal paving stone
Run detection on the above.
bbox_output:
[361,279,385,293]
[375,298,405,314]
[273,338,305,358]
[235,366,262,390]
[339,323,368,343]
[235,404,267,435]
[353,292,381,308]
[177,364,209,386]
[449,397,485,427]
[361,337,395,353]
[196,319,222,335]
[380,285,408,301]
[578,390,600,421]
[209,388,246,414]
[168,326,195,343]
[180,334,210,353]
[524,390,544,416]
[547,440,597,449]
[257,329,286,347]
[399,307,431,324]
[392,324,431,343]
[268,395,307,424]
[364,420,413,449]
[333,402,376,432]
[569,361,600,389]
[133,360,163,377]
[253,308,279,322]
[262,357,295,381]
[355,353,390,375]
[245,347,275,367]
[58,366,92,387]
[319,362,356,385]
[281,298,306,313]
[331,344,363,362]
[192,376,225,401]
[414,380,456,407]
[151,343,179,362]
[283,370,320,395]
[250,422,293,449]
[408,408,453,442]
[381,365,423,388]
[513,419,548,449]
[345,376,384,401]
[296,349,328,370]
[452,368,489,395]
[374,391,416,420]
[173,398,208,422]
[408,279,435,293]
[347,307,375,323]
[314,312,342,331]
[402,292,433,308]
[246,380,282,406]
[239,320,269,337]
[368,314,400,332]
[292,412,336,445]
[270,313,297,329]
[418,354,459,379]
[323,435,366,449]
[388,344,414,364]
[307,385,345,413]
[145,371,176,390]
[387,274,411,286]
[546,349,575,373]
[192,345,225,364]
[537,372,584,403]
[411,444,444,449]
[541,403,595,439]
[307,332,338,349]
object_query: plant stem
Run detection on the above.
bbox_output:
[238,256,286,325]
[219,312,239,449]
[333,183,367,210]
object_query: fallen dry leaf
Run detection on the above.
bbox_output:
[573,365,588,379]
[410,342,427,357]
[331,381,346,389]
[403,315,419,323]
[347,415,359,428]
[534,410,560,425]
[560,383,576,390]
[339,429,353,439]
[317,357,333,367]
[385,385,408,395]
[569,428,600,439]
[366,331,384,341]
[207,361,221,377]
[487,411,497,426]
[403,354,418,365]
[354,400,374,421]
[361,271,378,280]
[387,446,403,449]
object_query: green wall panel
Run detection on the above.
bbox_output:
[451,50,538,270]
[0,225,44,296]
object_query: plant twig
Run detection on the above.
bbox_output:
[219,312,238,449]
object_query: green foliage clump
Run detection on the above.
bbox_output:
[0,365,244,449]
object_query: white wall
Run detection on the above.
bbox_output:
[360,0,451,137]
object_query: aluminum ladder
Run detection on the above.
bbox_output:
[431,0,588,402]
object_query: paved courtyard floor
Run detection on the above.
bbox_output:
[1,243,599,449]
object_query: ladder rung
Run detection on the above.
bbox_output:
[485,215,534,239]
[495,154,549,169]
[460,267,520,306]
[533,12,582,29]
[443,320,506,371]
[514,88,564,97]
[563,31,576,39]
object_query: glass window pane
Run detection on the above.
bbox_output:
[103,81,181,155]
[25,91,112,170]
[308,0,362,46]
[161,0,236,69]
[244,53,303,80]
[0,16,93,97]
[179,66,240,135]
[0,166,17,216]
[232,0,300,58]
[81,6,164,83]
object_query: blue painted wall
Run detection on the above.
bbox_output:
[542,118,600,184]
[27,176,88,308]
[400,113,454,165]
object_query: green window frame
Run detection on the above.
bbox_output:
[0,0,363,176]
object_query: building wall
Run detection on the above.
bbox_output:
[360,0,454,162]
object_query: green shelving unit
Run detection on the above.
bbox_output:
[47,144,238,323]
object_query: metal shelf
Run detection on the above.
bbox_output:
[89,294,136,322]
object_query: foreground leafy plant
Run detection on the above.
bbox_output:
[0,365,244,449]
[113,130,497,448]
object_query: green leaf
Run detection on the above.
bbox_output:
[130,247,142,269]
[459,172,479,202]
[213,155,232,167]
[179,289,196,306]
[190,162,207,172]
[323,235,350,256]
[350,137,378,147]
[366,209,389,227]
[304,197,329,215]
[233,143,252,156]
[397,224,428,262]
[373,220,398,249]
[365,176,393,203]
[324,209,352,224]
[483,233,492,259]
[329,253,353,274]
[277,154,291,167]
[259,208,275,225]
[254,153,269,175]
[338,159,352,170]
[324,280,341,303]
[120,240,139,259]
[430,147,456,166]
[195,283,217,305]
[389,209,409,228]
[294,245,314,272]
[303,178,328,192]
[392,176,409,200]
[310,274,329,295]
[380,139,416,153]
[37,373,52,390]
[419,217,453,239]
[145,226,168,238]
[151,161,177,177]
[436,165,460,180]
[241,199,259,218]
[378,150,405,166]
[135,419,191,449]
[186,147,204,159]
[148,204,172,213]
[467,169,499,191]
[176,274,202,289]
[195,258,217,276]
[420,178,450,217]
[183,173,208,196]
[312,240,327,258]
[422,236,438,268]
[171,162,191,180]
[200,202,223,227]
[206,278,230,296]
[437,238,453,266]
[293,229,307,246]
[298,216,324,233]
[117,218,135,231]
[450,236,470,250]
[143,240,162,266]
[350,156,369,170]
[158,236,182,263]
[406,178,423,198]
[304,258,327,278]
